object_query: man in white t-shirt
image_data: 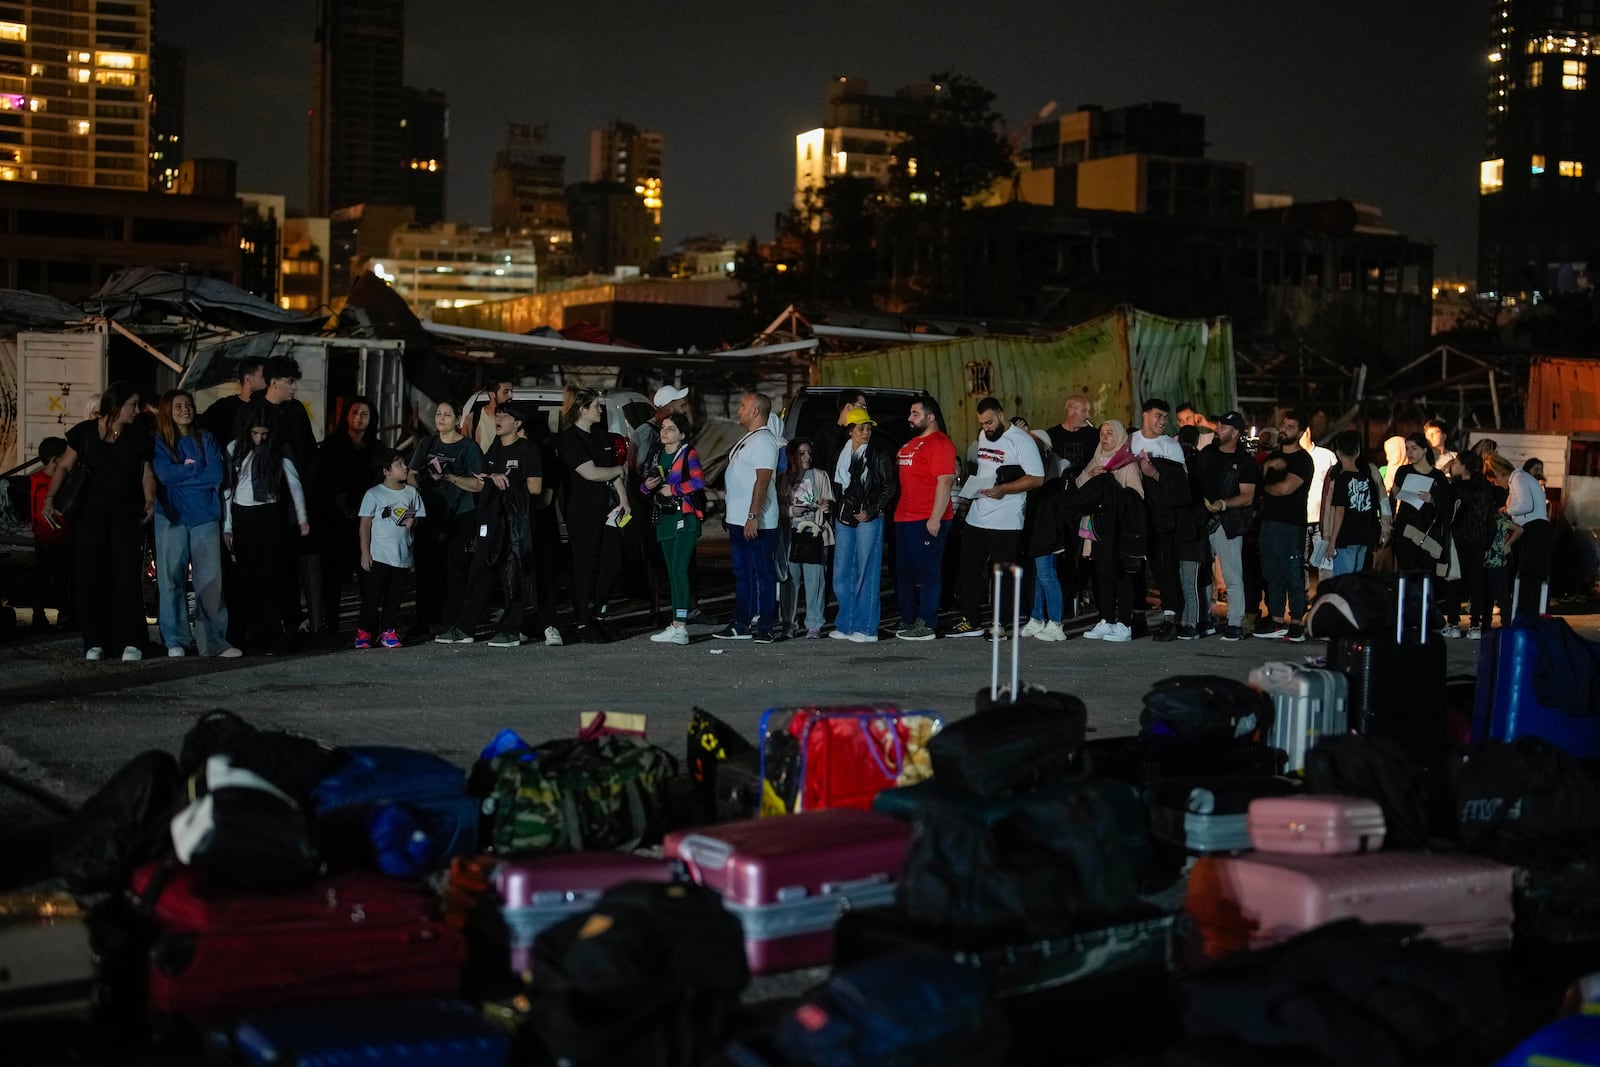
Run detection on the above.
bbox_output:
[714,390,781,643]
[1129,398,1186,640]
[949,397,1045,638]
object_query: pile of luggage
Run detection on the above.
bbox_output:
[2,569,1599,1065]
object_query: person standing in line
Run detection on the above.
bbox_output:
[471,378,515,455]
[715,390,782,643]
[317,396,384,633]
[42,382,156,663]
[356,448,425,649]
[1196,412,1259,641]
[894,396,957,641]
[435,403,542,647]
[406,399,484,636]
[1506,455,1553,618]
[949,397,1045,639]
[1128,399,1187,641]
[1388,433,1456,624]
[151,389,236,658]
[29,437,74,632]
[644,412,706,646]
[779,438,833,640]
[1075,420,1146,643]
[1447,450,1496,639]
[253,356,322,639]
[1321,430,1385,578]
[198,355,266,448]
[830,408,897,643]
[1254,410,1314,641]
[1424,418,1457,477]
[222,409,309,656]
[1046,394,1099,613]
[812,389,867,481]
[556,387,630,643]
[1483,454,1522,626]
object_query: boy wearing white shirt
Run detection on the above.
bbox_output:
[949,397,1044,638]
[356,449,425,649]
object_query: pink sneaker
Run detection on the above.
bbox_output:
[354,629,372,650]
[379,629,402,649]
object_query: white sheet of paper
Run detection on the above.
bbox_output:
[1398,472,1432,510]
[958,474,996,500]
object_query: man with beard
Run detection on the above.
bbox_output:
[1196,412,1259,641]
[948,397,1044,639]
[893,396,957,640]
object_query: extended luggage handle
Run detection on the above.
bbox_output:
[1395,573,1432,645]
[989,564,1023,701]
[1510,578,1551,622]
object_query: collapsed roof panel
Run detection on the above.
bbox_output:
[86,267,330,334]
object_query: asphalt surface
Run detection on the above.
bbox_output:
[4,544,1589,806]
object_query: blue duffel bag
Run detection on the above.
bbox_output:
[312,746,479,876]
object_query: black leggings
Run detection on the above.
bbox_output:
[75,509,144,652]
[569,521,621,624]
[232,503,289,651]
[1092,541,1136,625]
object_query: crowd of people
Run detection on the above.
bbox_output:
[25,361,1556,659]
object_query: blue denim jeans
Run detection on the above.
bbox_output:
[725,522,778,632]
[782,560,826,631]
[895,519,950,628]
[1332,545,1368,576]
[155,514,230,654]
[833,518,884,636]
[1260,520,1307,622]
[1030,552,1063,621]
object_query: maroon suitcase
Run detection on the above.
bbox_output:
[664,808,910,973]
[494,851,682,974]
[1185,851,1515,959]
[131,864,462,1021]
[1247,795,1387,854]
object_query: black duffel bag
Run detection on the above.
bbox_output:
[1453,737,1600,858]
[927,685,1087,796]
[53,750,184,894]
[1140,675,1271,745]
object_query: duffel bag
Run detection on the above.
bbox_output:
[480,734,677,853]
[1140,676,1270,745]
[927,686,1086,796]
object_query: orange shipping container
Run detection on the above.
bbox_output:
[1526,356,1600,433]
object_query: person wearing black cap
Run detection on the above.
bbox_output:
[1195,412,1258,641]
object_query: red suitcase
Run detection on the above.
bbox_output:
[664,808,910,973]
[1185,851,1515,960]
[495,851,682,974]
[1247,795,1386,854]
[131,864,462,1021]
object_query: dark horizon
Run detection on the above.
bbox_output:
[158,0,1487,278]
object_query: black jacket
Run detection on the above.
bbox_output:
[1025,478,1072,558]
[835,441,898,525]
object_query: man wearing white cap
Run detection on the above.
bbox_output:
[630,384,692,483]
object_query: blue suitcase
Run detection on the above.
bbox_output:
[216,998,510,1066]
[1494,1015,1600,1067]
[312,746,480,875]
[1472,615,1600,758]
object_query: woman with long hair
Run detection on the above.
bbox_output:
[316,395,383,632]
[643,412,705,645]
[151,389,236,657]
[223,407,310,654]
[43,381,156,662]
[1389,432,1455,622]
[1074,419,1146,644]
[556,385,629,642]
[406,399,484,634]
[778,437,833,639]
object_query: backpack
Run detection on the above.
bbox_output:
[168,753,319,891]
[1452,737,1600,859]
[1140,676,1271,745]
[480,735,677,853]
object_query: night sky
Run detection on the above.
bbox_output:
[160,0,1488,277]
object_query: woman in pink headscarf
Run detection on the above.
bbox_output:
[1074,420,1145,643]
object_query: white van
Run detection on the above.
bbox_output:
[459,387,654,447]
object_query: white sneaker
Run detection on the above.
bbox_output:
[1102,622,1133,643]
[829,629,852,641]
[1019,618,1045,638]
[649,625,688,645]
[167,646,186,658]
[544,626,563,647]
[1039,621,1066,642]
[849,631,878,643]
[218,646,244,659]
[84,646,104,662]
[1468,625,1483,640]
[1440,624,1462,639]
[121,646,143,662]
[1082,620,1113,641]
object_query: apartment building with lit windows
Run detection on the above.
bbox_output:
[0,0,152,190]
[588,120,663,249]
[367,222,538,315]
[1478,0,1600,299]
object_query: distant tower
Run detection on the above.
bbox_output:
[588,120,663,247]
[308,0,405,216]
[149,43,185,191]
[401,86,448,225]
[1478,1,1600,298]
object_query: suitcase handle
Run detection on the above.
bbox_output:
[821,872,890,896]
[1395,573,1432,645]
[672,834,731,872]
[988,564,1024,701]
[1510,577,1550,621]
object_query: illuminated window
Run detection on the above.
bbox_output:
[28,63,42,76]
[95,53,139,70]
[73,68,90,83]
[93,71,137,87]
[1560,159,1585,177]
[0,166,16,180]
[1564,59,1587,89]
[1533,154,1546,173]
[0,22,26,42]
[1530,59,1544,86]
[1480,158,1505,193]
[1490,50,1503,63]
[74,120,89,135]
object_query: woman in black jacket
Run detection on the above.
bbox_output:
[1448,450,1496,638]
[1389,432,1456,613]
[830,408,897,641]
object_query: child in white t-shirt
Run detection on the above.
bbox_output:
[356,449,425,649]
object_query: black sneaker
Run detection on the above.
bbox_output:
[712,624,751,641]
[1152,622,1178,642]
[945,619,985,638]
[1175,624,1199,641]
[1219,625,1243,642]
[752,630,776,644]
[1286,623,1307,643]
[1253,619,1289,639]
[576,623,611,645]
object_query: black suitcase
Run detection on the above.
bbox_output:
[1328,574,1448,769]
[1080,735,1284,792]
[927,565,1087,796]
[1147,775,1302,855]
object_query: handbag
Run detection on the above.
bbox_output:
[56,455,92,517]
[789,525,825,565]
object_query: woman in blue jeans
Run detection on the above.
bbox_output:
[830,409,897,642]
[778,438,833,638]
[1020,473,1070,641]
[151,389,237,657]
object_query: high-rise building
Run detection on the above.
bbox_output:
[794,76,938,209]
[588,120,662,246]
[566,181,653,274]
[369,222,538,314]
[0,2,153,190]
[1478,2,1600,299]
[308,0,405,217]
[490,122,568,230]
[400,86,447,225]
[149,42,184,191]
[240,193,286,303]
[281,216,331,313]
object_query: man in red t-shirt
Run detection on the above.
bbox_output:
[893,396,957,640]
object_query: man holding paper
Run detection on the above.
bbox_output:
[949,397,1045,639]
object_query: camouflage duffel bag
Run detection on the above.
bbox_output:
[484,735,678,854]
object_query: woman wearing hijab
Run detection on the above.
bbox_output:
[1073,420,1146,644]
[1381,435,1408,493]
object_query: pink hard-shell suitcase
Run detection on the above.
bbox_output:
[494,852,682,974]
[1247,795,1386,854]
[1185,851,1515,959]
[663,808,910,973]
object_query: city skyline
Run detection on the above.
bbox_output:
[158,0,1484,275]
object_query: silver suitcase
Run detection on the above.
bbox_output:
[1248,662,1349,774]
